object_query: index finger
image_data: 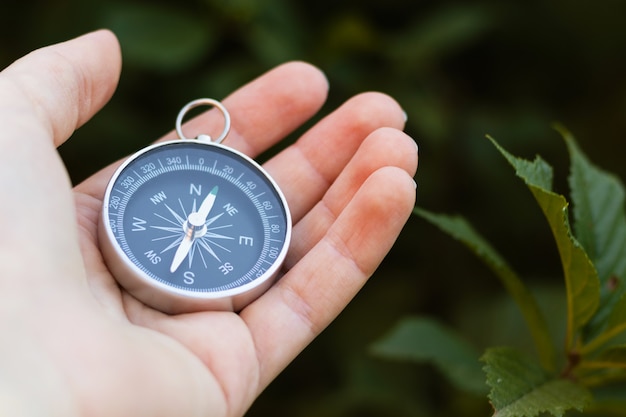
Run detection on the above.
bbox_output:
[159,61,329,156]
[76,61,329,197]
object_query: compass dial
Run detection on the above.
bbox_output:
[99,140,291,313]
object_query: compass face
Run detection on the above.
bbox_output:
[99,140,291,313]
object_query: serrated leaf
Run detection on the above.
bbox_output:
[483,347,591,417]
[102,4,214,72]
[488,136,600,348]
[560,125,626,336]
[414,208,556,370]
[563,126,626,285]
[487,139,554,191]
[371,317,487,394]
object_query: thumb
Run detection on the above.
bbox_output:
[0,30,122,147]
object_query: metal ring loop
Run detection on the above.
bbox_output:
[175,98,231,144]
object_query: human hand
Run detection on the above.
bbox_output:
[0,30,417,417]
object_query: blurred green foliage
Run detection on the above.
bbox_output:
[3,0,626,415]
[382,135,626,415]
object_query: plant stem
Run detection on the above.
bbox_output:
[580,322,626,356]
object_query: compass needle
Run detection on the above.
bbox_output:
[187,244,196,269]
[168,185,219,272]
[197,186,218,221]
[170,232,193,273]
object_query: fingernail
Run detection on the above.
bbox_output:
[402,110,408,123]
[413,179,418,189]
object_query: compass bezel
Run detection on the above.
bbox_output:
[98,139,291,314]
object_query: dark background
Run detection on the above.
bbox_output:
[2,1,626,415]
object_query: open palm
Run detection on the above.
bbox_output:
[0,31,417,417]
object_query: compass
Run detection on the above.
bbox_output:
[99,99,291,313]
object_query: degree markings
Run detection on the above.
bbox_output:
[113,188,131,197]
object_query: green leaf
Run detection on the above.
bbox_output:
[483,347,591,417]
[563,125,626,285]
[560,125,626,336]
[488,136,600,349]
[102,4,214,72]
[371,317,487,395]
[487,138,554,191]
[414,208,556,370]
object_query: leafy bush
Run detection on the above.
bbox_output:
[373,129,626,416]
